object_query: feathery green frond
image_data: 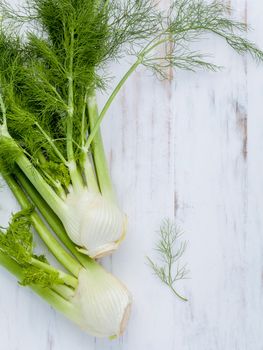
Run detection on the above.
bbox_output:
[39,161,71,188]
[0,137,22,175]
[20,264,62,287]
[147,219,189,301]
[1,0,262,163]
[0,207,34,265]
[138,0,263,77]
[85,0,263,146]
[0,207,64,287]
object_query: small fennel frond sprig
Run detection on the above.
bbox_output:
[147,220,189,302]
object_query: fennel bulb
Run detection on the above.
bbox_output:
[72,267,132,337]
[63,190,127,258]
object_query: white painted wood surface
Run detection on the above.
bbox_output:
[1,0,263,349]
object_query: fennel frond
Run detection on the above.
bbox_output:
[147,220,189,302]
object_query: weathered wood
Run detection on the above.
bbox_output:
[1,0,263,349]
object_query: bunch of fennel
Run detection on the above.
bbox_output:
[0,171,132,337]
[0,0,263,338]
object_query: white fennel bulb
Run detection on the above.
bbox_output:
[61,190,127,258]
[72,266,132,338]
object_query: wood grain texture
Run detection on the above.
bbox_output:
[1,0,263,349]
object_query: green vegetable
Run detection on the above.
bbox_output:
[1,173,132,338]
[1,0,262,258]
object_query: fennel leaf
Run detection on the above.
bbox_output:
[0,207,63,287]
[147,219,189,302]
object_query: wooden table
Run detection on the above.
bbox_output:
[0,0,263,349]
